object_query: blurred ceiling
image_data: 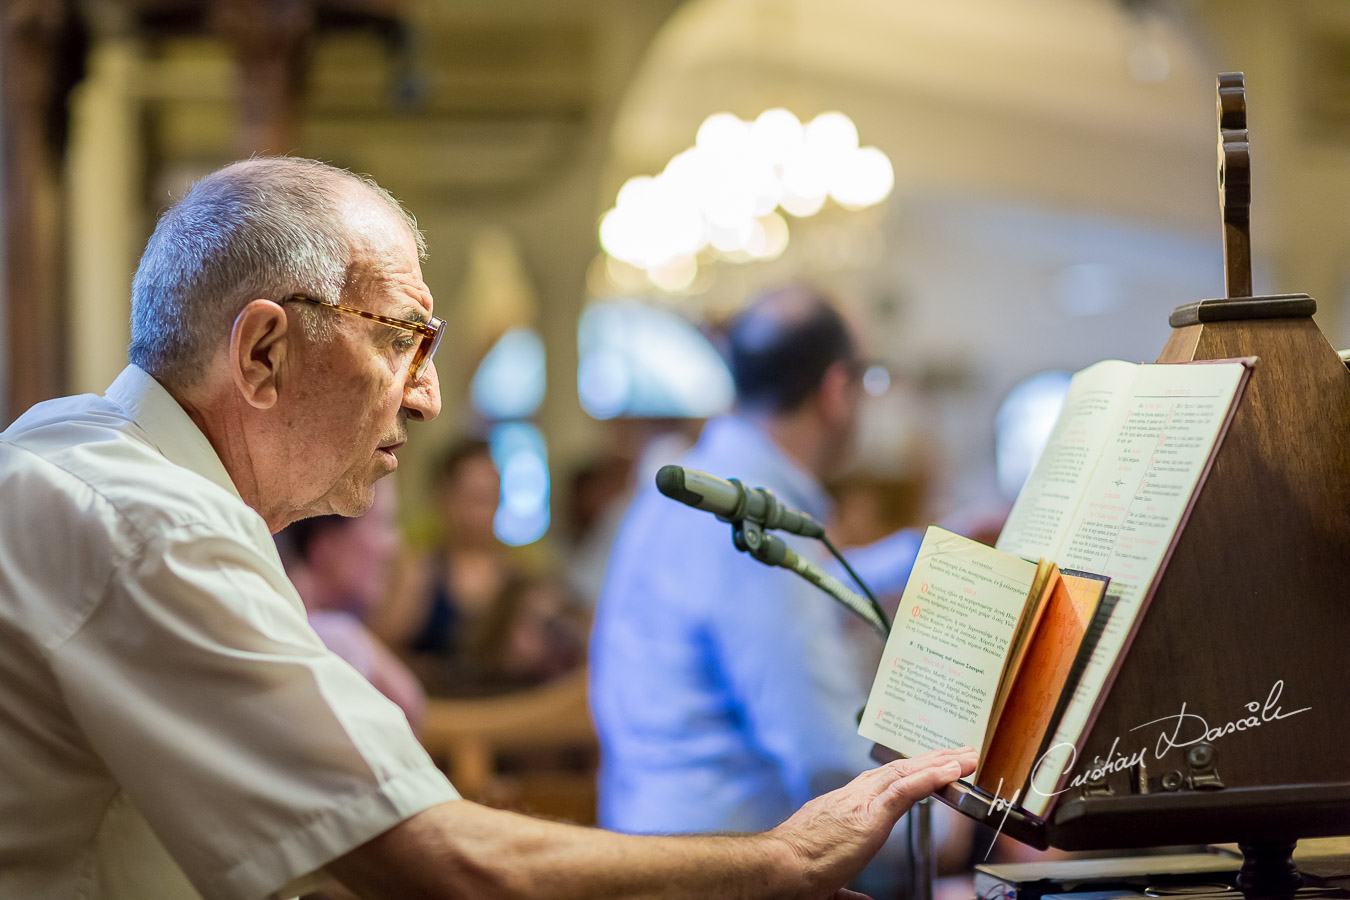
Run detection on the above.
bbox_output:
[60,0,1350,232]
[82,0,665,202]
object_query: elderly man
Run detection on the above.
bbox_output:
[0,158,972,899]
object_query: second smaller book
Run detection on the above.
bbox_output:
[859,526,1108,806]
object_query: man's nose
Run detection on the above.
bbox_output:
[403,362,442,422]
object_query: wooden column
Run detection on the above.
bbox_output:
[211,0,315,156]
[1,1,73,423]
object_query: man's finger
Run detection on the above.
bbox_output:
[909,745,975,763]
[870,747,975,783]
[877,758,964,811]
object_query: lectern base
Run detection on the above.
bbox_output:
[1237,842,1302,900]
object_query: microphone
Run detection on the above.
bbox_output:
[655,465,825,539]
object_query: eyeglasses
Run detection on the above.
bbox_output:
[285,293,445,381]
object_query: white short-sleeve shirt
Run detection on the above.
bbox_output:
[0,366,459,900]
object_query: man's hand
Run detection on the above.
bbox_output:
[768,746,977,900]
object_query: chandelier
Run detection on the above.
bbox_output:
[599,108,895,291]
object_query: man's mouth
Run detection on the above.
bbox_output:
[377,440,405,458]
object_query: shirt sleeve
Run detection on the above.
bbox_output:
[50,522,458,900]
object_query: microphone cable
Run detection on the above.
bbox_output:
[820,534,891,635]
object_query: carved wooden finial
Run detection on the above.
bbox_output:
[1217,72,1252,298]
[1169,74,1316,328]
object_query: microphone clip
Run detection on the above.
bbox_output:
[732,516,887,638]
[731,516,789,567]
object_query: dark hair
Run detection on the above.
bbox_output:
[726,284,858,414]
[434,437,494,486]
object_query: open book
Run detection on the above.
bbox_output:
[861,357,1253,817]
[858,526,1110,803]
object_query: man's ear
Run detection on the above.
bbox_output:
[230,299,291,410]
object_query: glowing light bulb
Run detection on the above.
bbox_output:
[755,213,790,260]
[648,255,698,292]
[805,111,859,163]
[707,219,754,253]
[750,108,804,165]
[616,175,654,209]
[780,145,829,217]
[830,146,895,209]
[696,113,750,157]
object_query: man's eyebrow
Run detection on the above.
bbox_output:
[396,305,429,325]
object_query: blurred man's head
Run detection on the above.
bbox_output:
[725,284,864,476]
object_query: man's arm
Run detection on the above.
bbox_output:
[327,747,975,900]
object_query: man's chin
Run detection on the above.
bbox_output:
[306,483,378,520]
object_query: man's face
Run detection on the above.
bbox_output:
[438,452,501,545]
[281,203,441,519]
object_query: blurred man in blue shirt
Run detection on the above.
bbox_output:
[590,285,924,891]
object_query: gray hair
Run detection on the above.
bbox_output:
[128,157,426,388]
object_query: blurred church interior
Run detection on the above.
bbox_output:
[5,0,1350,831]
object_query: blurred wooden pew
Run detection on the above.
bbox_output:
[419,667,598,825]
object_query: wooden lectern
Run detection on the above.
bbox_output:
[921,75,1350,899]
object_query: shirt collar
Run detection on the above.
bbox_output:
[104,365,244,502]
[695,414,834,522]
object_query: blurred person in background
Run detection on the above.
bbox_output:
[463,573,589,691]
[276,479,426,734]
[409,438,513,657]
[375,437,585,695]
[559,450,634,607]
[560,428,697,608]
[372,438,516,684]
[590,283,931,897]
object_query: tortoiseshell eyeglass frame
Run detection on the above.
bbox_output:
[285,293,445,381]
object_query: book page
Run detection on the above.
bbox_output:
[1021,360,1250,815]
[996,361,1139,561]
[860,527,1036,758]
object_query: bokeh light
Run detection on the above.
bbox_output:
[597,108,892,282]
